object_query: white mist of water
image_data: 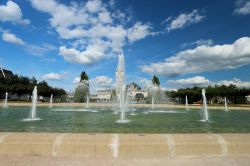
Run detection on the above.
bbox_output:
[224,97,228,112]
[31,86,38,119]
[86,95,89,108]
[49,94,53,108]
[151,96,155,109]
[0,68,6,78]
[115,54,129,123]
[3,92,8,108]
[22,86,41,121]
[202,89,209,122]
[185,95,189,111]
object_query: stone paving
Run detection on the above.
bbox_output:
[0,133,250,158]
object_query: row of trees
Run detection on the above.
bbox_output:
[167,85,250,104]
[0,69,66,101]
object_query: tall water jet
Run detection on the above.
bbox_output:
[0,68,6,78]
[23,86,41,121]
[86,95,89,108]
[185,95,189,111]
[115,54,129,123]
[31,86,38,119]
[3,92,8,108]
[224,97,228,112]
[49,94,53,108]
[151,97,155,109]
[201,89,209,122]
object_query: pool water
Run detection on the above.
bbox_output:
[0,106,249,133]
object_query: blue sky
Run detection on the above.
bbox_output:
[0,0,250,91]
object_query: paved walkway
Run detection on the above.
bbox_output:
[0,133,250,165]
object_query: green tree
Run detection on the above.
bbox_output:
[80,71,89,82]
[74,71,89,102]
[152,75,160,86]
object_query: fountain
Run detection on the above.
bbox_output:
[3,92,8,108]
[151,97,155,109]
[86,95,89,108]
[201,89,209,122]
[23,86,41,121]
[49,94,53,108]
[224,97,228,112]
[0,68,6,78]
[185,95,189,111]
[115,54,129,123]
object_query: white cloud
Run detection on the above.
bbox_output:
[142,37,250,77]
[234,0,250,15]
[88,75,113,93]
[165,9,204,32]
[217,78,250,88]
[98,11,113,24]
[73,76,80,83]
[127,22,153,43]
[30,0,154,65]
[181,39,213,48]
[167,76,250,89]
[42,73,64,81]
[167,76,211,88]
[86,0,102,13]
[2,32,25,45]
[90,76,113,85]
[59,39,109,64]
[0,1,30,25]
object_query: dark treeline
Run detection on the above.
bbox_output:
[0,69,66,101]
[167,84,250,104]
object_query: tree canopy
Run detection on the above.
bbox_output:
[152,75,160,86]
[0,69,66,101]
[167,85,250,104]
[80,71,89,81]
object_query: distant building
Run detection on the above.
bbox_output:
[126,82,141,91]
[91,90,112,102]
[126,82,148,102]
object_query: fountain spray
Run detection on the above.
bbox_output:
[116,54,129,123]
[185,95,189,111]
[49,94,53,108]
[224,97,228,112]
[201,89,209,122]
[3,92,8,108]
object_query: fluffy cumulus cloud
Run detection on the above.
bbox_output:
[167,76,211,88]
[127,22,153,43]
[73,76,80,83]
[30,0,154,65]
[165,9,204,32]
[167,76,250,89]
[142,37,250,77]
[90,76,113,85]
[42,73,64,81]
[234,0,250,15]
[88,75,113,92]
[2,32,25,45]
[217,78,250,88]
[0,0,30,25]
